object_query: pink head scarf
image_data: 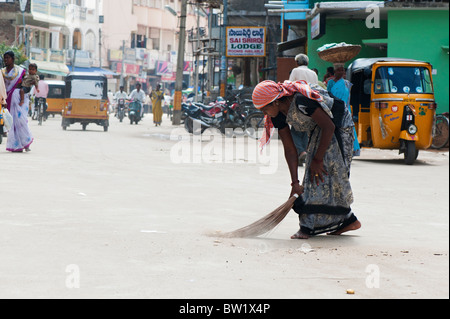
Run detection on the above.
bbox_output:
[252,80,324,151]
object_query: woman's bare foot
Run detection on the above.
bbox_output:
[327,220,361,236]
[291,229,310,240]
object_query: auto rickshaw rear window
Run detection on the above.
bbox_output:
[374,67,433,94]
[69,79,105,100]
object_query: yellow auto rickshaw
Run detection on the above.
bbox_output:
[62,72,109,131]
[46,80,66,117]
[348,58,436,165]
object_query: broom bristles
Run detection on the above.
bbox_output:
[221,194,299,238]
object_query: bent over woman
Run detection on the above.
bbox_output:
[252,80,361,239]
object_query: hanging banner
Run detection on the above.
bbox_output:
[226,27,266,58]
[311,14,326,40]
[156,61,173,75]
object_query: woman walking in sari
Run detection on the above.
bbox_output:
[151,84,164,126]
[252,80,361,239]
[327,65,361,157]
[2,51,33,152]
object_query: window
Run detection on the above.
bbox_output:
[374,66,434,94]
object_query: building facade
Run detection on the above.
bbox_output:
[226,0,282,87]
[101,0,208,92]
[0,0,104,77]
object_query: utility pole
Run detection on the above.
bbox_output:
[99,14,104,69]
[220,0,228,98]
[120,40,126,87]
[193,1,200,102]
[99,28,102,69]
[19,0,28,58]
[172,0,187,125]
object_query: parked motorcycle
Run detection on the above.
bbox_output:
[181,102,199,124]
[219,102,247,136]
[128,100,143,125]
[184,103,224,135]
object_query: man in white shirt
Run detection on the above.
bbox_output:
[288,54,318,166]
[114,86,128,101]
[289,54,319,85]
[128,83,146,117]
[114,86,128,116]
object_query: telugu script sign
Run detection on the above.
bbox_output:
[226,27,266,58]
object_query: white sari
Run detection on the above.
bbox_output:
[0,72,6,104]
[1,65,34,152]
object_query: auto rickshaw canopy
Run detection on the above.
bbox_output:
[347,57,429,81]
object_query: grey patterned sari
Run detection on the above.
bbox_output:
[286,86,358,236]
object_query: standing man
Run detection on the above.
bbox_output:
[31,74,49,119]
[289,54,319,166]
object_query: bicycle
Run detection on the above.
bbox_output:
[36,97,46,126]
[431,113,449,149]
[244,111,265,140]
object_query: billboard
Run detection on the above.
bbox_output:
[226,27,266,58]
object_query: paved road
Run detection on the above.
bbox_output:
[0,114,448,299]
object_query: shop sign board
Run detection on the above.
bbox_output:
[226,27,266,58]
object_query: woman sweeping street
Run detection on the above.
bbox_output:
[151,84,164,126]
[1,51,33,152]
[252,80,361,239]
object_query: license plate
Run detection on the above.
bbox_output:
[215,112,223,118]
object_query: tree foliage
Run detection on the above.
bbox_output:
[0,43,28,67]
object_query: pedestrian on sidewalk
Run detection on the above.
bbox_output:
[289,54,319,167]
[1,51,34,152]
[252,80,361,239]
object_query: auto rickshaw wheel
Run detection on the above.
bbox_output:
[404,141,417,165]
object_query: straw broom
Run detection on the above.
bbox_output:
[221,194,299,238]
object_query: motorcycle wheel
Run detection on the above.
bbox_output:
[185,118,193,133]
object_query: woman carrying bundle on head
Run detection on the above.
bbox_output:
[252,80,361,239]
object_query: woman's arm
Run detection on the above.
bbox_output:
[309,107,335,185]
[279,126,304,197]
